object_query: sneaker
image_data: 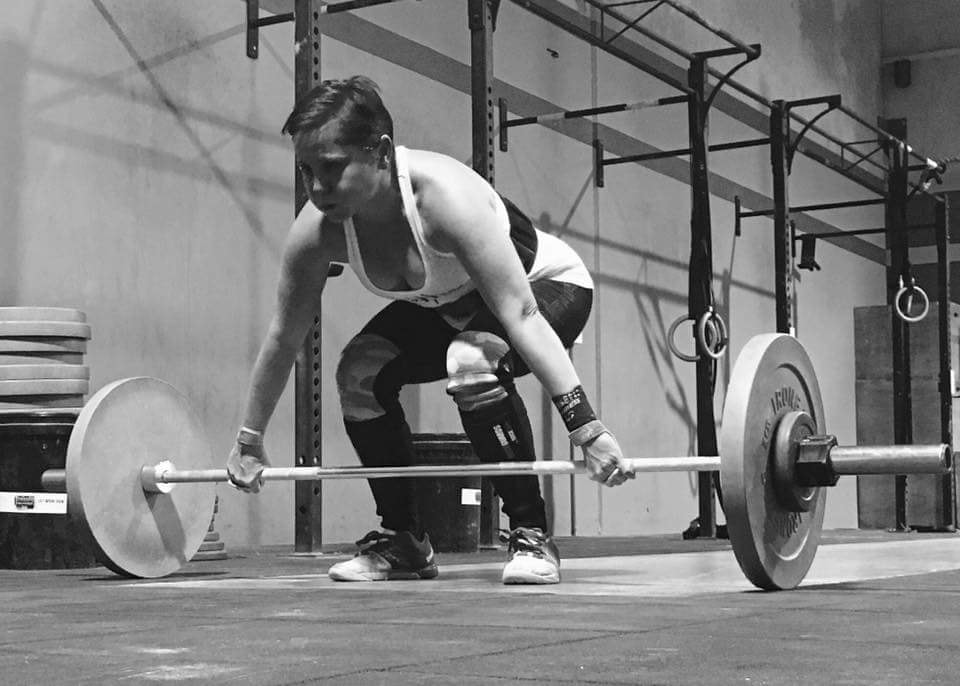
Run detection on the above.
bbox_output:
[501,527,560,585]
[328,530,438,582]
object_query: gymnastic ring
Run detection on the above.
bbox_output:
[667,314,699,363]
[697,307,729,360]
[895,276,929,323]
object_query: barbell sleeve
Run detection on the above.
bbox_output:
[829,443,951,475]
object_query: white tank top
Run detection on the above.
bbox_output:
[343,146,592,308]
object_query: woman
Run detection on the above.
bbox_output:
[227,76,633,585]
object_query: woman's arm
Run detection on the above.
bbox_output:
[420,160,633,487]
[424,177,578,398]
[241,206,333,432]
[227,205,336,492]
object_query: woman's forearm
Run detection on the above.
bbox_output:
[504,312,582,398]
[240,326,302,432]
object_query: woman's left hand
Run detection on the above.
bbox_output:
[581,430,635,487]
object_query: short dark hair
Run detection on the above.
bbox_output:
[281,75,393,146]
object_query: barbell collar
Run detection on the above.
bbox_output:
[41,469,66,492]
[828,443,952,475]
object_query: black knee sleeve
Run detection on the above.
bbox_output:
[458,386,547,532]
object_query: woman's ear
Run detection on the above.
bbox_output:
[376,134,393,169]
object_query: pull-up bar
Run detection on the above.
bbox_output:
[739,197,885,219]
[246,0,420,58]
[804,223,937,240]
[593,137,769,187]
[498,95,688,151]
[733,196,888,237]
[795,221,939,272]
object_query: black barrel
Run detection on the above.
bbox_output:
[0,415,96,569]
[411,433,482,553]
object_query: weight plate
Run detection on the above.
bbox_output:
[0,365,89,380]
[66,377,215,578]
[0,321,91,338]
[0,307,86,322]
[0,379,89,395]
[0,396,85,410]
[0,338,87,353]
[720,333,827,591]
[0,352,85,365]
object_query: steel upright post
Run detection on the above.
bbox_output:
[468,0,500,546]
[935,197,955,528]
[469,0,497,187]
[883,118,912,532]
[293,0,324,551]
[687,55,717,537]
[769,100,794,334]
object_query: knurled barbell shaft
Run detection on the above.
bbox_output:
[828,444,951,475]
[144,456,723,490]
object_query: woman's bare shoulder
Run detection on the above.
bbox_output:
[406,148,485,188]
[287,201,346,262]
[406,148,497,222]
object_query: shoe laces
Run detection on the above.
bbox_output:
[499,527,548,557]
[353,530,396,555]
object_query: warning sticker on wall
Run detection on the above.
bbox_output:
[0,492,68,514]
[460,488,481,506]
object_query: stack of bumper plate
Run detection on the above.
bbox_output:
[0,307,90,417]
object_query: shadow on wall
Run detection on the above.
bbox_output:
[92,0,281,254]
[798,0,881,108]
[797,0,840,85]
[536,200,751,499]
[538,205,698,491]
[0,32,26,304]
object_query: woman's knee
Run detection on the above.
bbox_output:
[445,331,513,411]
[336,333,401,421]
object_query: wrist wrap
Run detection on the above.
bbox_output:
[237,426,264,447]
[552,385,597,432]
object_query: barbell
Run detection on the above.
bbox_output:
[38,333,952,590]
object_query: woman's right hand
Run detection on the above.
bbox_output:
[226,442,270,493]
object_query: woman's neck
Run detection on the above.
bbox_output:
[355,165,403,226]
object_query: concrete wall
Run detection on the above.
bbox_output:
[1,0,895,549]
[881,0,960,192]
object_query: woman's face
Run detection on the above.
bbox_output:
[293,118,385,222]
